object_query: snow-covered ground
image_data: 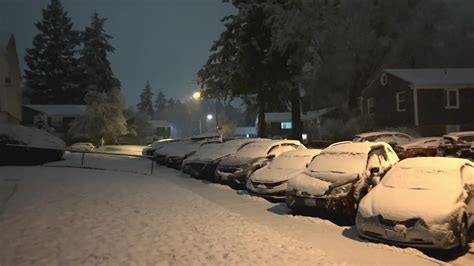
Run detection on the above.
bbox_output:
[1,154,472,265]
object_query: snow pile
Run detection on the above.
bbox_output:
[0,166,331,265]
[0,122,65,148]
[46,152,152,175]
[358,157,468,225]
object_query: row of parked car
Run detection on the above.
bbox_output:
[143,130,474,253]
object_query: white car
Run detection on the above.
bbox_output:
[356,157,474,251]
[353,131,414,146]
[286,142,399,220]
[216,139,306,188]
[247,149,322,201]
[69,142,96,152]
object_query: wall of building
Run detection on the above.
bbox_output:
[0,36,22,124]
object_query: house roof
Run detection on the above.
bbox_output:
[0,31,13,48]
[385,68,474,88]
[24,105,86,116]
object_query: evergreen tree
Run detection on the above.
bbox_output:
[136,81,154,117]
[24,0,81,104]
[154,91,167,118]
[79,12,120,94]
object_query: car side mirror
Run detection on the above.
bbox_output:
[370,167,380,175]
[266,154,276,160]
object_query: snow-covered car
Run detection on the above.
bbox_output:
[181,142,222,174]
[216,139,305,188]
[165,140,221,170]
[183,138,259,179]
[0,123,65,165]
[69,142,96,152]
[246,149,322,201]
[142,139,180,156]
[356,157,474,251]
[286,142,399,220]
[437,131,474,160]
[352,131,414,147]
[393,137,442,159]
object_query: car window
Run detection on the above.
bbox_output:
[459,136,474,144]
[394,134,412,145]
[267,145,280,156]
[280,144,297,153]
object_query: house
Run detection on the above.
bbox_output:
[256,108,334,140]
[149,120,172,140]
[0,32,22,124]
[22,104,86,139]
[361,68,474,136]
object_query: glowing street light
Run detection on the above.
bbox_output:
[192,91,201,100]
[207,114,213,120]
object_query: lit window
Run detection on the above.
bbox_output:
[281,122,292,129]
[367,98,375,115]
[445,89,459,109]
[396,91,406,112]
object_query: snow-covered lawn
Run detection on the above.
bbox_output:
[0,154,472,265]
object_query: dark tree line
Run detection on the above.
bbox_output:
[198,0,474,140]
[24,0,119,104]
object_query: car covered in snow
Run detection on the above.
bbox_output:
[393,137,442,159]
[246,149,322,201]
[165,140,220,169]
[352,131,414,147]
[181,142,222,174]
[286,142,399,220]
[69,142,96,152]
[216,139,305,188]
[437,131,474,160]
[356,157,474,251]
[142,139,179,157]
[183,138,260,179]
[0,123,65,165]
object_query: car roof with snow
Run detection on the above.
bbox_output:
[355,131,411,138]
[399,137,442,147]
[394,157,473,170]
[442,131,474,138]
[278,148,321,157]
[322,141,388,154]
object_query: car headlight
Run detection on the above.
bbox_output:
[329,183,352,196]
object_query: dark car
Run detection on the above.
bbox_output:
[394,137,442,159]
[183,138,259,180]
[215,139,305,189]
[437,131,474,159]
[286,142,399,221]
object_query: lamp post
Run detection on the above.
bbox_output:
[192,90,219,134]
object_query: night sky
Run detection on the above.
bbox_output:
[0,0,235,106]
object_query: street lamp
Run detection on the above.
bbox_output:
[207,114,213,120]
[192,91,201,100]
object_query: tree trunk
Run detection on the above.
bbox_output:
[290,84,303,141]
[257,87,266,138]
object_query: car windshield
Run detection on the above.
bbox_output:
[194,143,219,156]
[307,152,367,174]
[268,154,313,170]
[234,143,269,158]
[381,166,462,191]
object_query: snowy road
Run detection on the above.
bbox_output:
[0,155,472,265]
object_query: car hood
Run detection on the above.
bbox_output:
[250,167,301,183]
[358,185,465,226]
[288,171,359,196]
[219,156,256,167]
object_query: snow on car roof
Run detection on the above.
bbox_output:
[279,148,321,157]
[394,157,472,170]
[442,131,474,138]
[322,141,384,154]
[0,122,65,148]
[399,137,441,147]
[355,131,410,138]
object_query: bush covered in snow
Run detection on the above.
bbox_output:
[0,123,65,165]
